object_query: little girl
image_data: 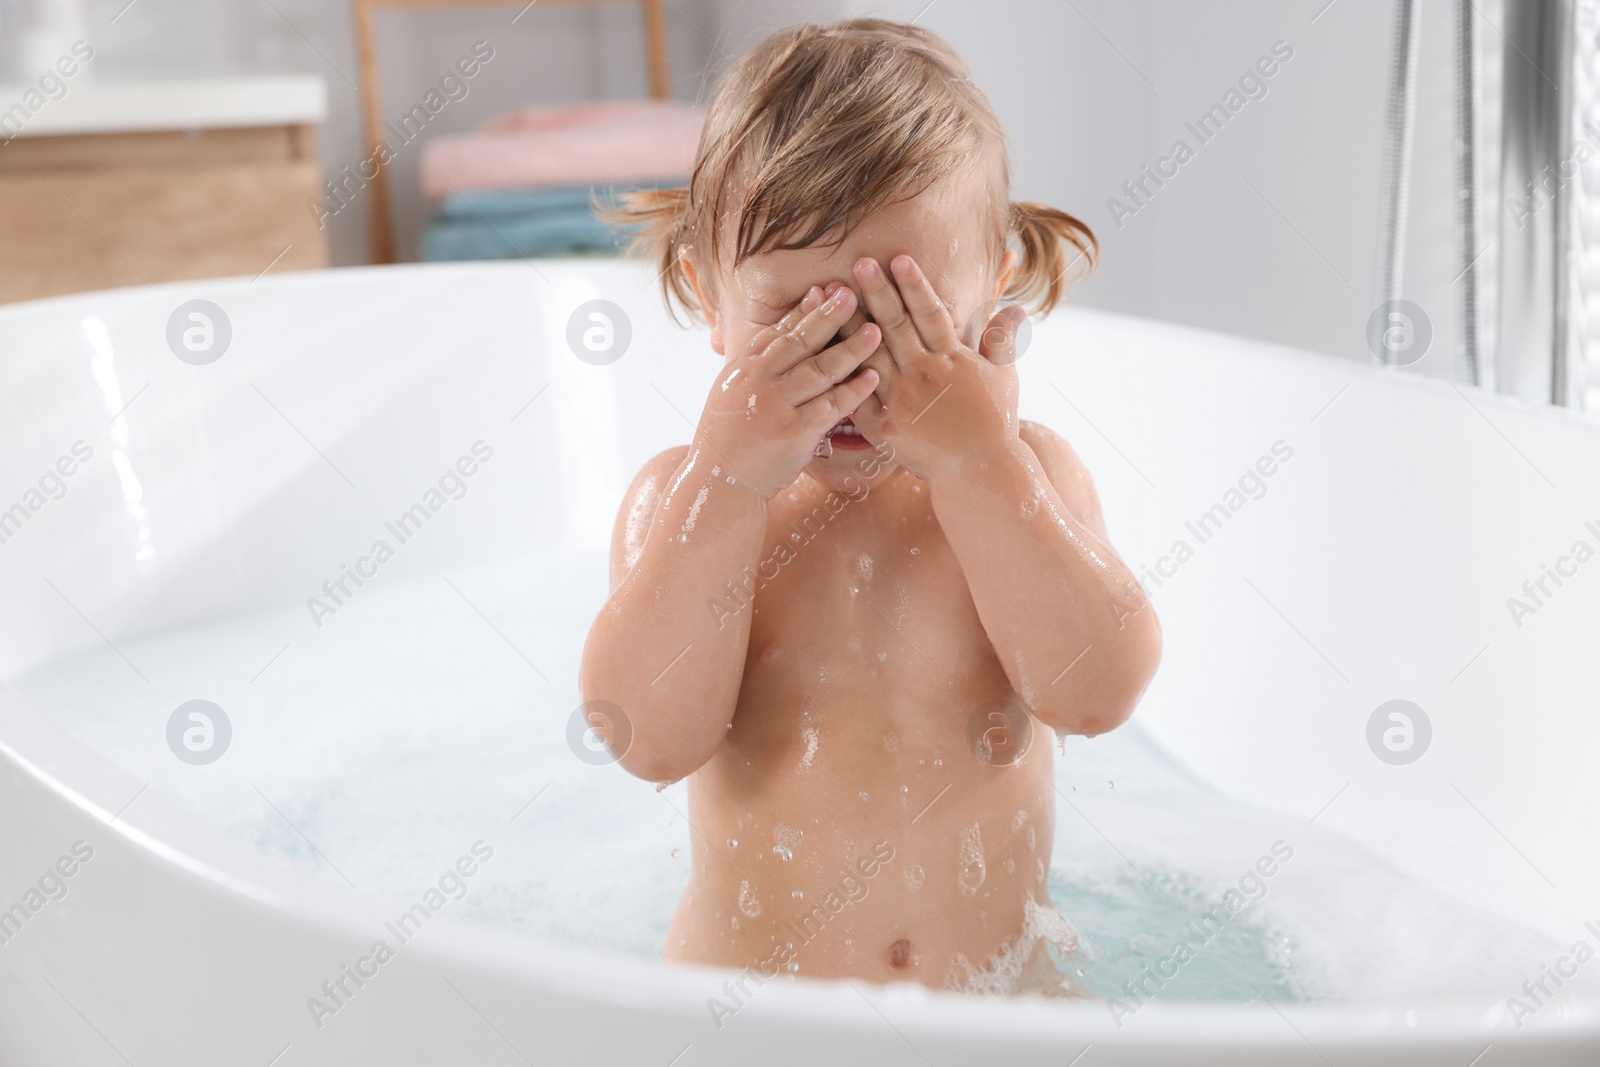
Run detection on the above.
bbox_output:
[581,17,1161,994]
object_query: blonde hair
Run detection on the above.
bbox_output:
[597,17,1097,326]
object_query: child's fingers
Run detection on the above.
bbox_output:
[746,286,823,355]
[853,257,920,367]
[801,366,879,430]
[889,255,960,352]
[762,286,859,374]
[785,323,881,404]
[826,281,872,340]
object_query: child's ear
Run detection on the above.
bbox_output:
[993,247,1020,303]
[680,248,725,355]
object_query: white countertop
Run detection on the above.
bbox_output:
[0,75,327,136]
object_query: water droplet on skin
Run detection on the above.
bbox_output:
[1020,496,1039,519]
[738,879,761,918]
[958,823,987,896]
[813,435,834,459]
[909,547,920,555]
[1026,826,1036,850]
[932,758,942,767]
[903,864,925,891]
[900,784,909,794]
[858,791,869,801]
[876,651,887,662]
[787,960,800,974]
[773,823,803,862]
[727,838,739,849]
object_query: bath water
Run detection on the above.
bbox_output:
[10,549,1567,1007]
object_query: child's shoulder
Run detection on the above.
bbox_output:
[627,445,692,495]
[607,446,690,584]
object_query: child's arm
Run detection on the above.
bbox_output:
[579,286,882,782]
[849,254,1161,737]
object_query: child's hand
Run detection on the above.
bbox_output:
[847,254,1028,483]
[697,285,882,498]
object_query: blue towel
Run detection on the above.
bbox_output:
[417,183,664,261]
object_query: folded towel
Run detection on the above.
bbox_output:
[417,183,663,261]
[421,98,704,199]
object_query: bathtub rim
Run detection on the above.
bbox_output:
[0,258,1596,443]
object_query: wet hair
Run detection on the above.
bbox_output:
[596,17,1097,326]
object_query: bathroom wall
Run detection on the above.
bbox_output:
[5,0,1415,364]
[848,0,1403,366]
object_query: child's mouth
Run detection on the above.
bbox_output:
[821,417,872,451]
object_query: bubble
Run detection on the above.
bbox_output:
[772,822,803,862]
[165,700,231,765]
[958,823,987,896]
[166,300,232,365]
[903,864,926,892]
[738,880,761,918]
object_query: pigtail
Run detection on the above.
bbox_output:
[592,185,700,326]
[1004,201,1099,316]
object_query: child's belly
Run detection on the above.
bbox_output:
[663,473,1067,988]
[664,689,1061,989]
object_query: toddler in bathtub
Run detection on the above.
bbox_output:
[580,18,1161,994]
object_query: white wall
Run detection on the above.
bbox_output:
[850,0,1401,364]
[6,0,1411,363]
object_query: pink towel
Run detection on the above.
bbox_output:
[421,99,705,199]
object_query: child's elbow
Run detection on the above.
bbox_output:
[616,737,717,786]
[1047,612,1162,737]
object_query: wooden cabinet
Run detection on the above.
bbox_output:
[0,76,329,303]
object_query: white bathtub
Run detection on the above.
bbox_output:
[0,259,1596,1065]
